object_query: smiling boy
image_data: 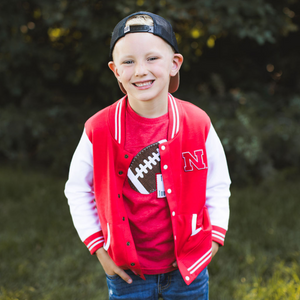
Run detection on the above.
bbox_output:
[65,11,231,300]
[108,20,182,118]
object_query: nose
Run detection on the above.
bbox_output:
[134,61,147,77]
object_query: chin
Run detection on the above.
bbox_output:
[137,90,166,102]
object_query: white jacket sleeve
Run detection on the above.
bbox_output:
[64,128,103,252]
[205,124,231,245]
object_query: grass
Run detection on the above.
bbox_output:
[0,166,299,299]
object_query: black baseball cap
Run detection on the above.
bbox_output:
[109,11,180,94]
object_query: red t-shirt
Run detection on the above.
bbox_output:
[123,103,176,274]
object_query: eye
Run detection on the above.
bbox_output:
[148,57,158,61]
[123,60,133,65]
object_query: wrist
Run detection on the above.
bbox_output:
[95,247,106,261]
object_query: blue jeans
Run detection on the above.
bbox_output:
[105,267,209,300]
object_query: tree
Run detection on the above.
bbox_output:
[0,0,299,182]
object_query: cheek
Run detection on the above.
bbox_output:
[154,63,171,78]
[162,60,173,76]
[123,71,133,83]
[117,68,130,80]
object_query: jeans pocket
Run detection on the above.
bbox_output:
[105,273,119,280]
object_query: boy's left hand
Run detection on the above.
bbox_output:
[172,241,219,268]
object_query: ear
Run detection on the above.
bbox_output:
[170,54,184,77]
[108,61,121,81]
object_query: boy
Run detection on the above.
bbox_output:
[65,11,230,300]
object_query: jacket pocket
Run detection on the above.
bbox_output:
[177,207,212,258]
[106,223,128,266]
[103,223,111,251]
[191,213,202,236]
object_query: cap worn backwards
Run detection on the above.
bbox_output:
[110,11,180,94]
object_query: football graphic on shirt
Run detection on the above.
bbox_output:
[127,140,167,194]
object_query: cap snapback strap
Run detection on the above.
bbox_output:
[124,25,154,34]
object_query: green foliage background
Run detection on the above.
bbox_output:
[0,0,299,184]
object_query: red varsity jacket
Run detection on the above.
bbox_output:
[65,94,231,285]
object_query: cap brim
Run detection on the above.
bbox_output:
[118,72,180,94]
[169,72,180,94]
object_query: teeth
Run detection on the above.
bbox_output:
[134,81,153,87]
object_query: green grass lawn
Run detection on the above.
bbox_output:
[0,167,299,300]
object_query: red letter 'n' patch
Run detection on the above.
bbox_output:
[182,150,207,172]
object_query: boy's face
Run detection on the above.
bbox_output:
[108,32,183,107]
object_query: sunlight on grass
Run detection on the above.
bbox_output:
[235,262,300,300]
[0,286,35,300]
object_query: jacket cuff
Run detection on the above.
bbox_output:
[84,231,105,254]
[212,226,226,246]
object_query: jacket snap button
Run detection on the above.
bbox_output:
[167,189,172,194]
[185,276,190,281]
[161,145,166,150]
[172,211,175,216]
[126,242,130,246]
[125,154,128,159]
[122,217,125,221]
[119,171,123,175]
[131,263,135,266]
[163,165,168,170]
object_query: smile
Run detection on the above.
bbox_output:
[133,80,154,87]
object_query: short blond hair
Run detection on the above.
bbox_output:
[124,14,174,54]
[125,15,154,27]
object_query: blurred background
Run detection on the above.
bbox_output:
[1,1,299,299]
